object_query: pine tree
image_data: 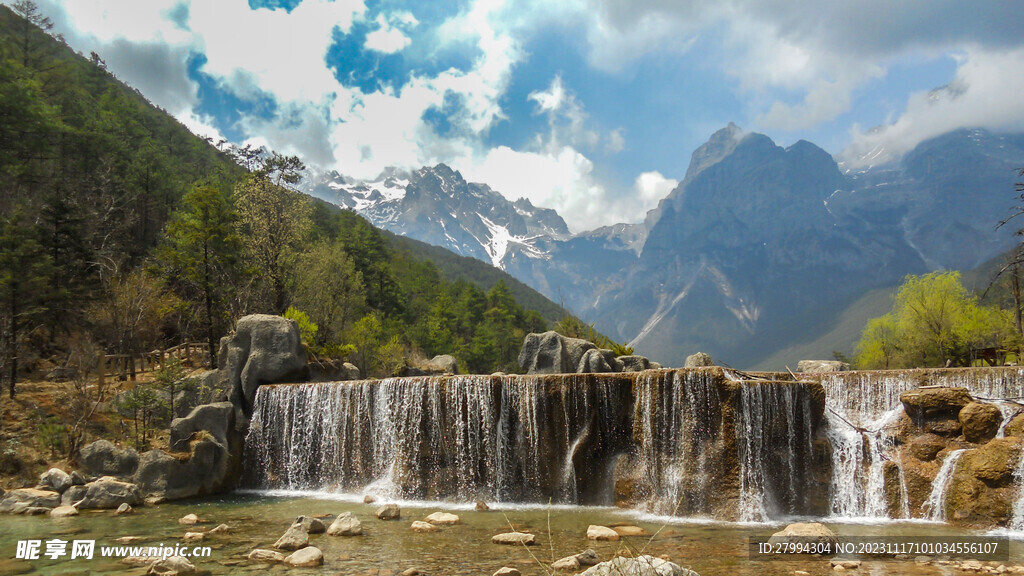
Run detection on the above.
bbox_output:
[159,185,241,365]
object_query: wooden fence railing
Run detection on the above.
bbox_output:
[98,342,207,383]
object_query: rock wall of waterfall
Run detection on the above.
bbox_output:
[244,368,829,521]
[814,367,1024,527]
[243,365,1024,527]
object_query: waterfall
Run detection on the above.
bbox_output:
[735,382,817,522]
[822,368,1024,521]
[244,374,629,504]
[923,449,966,522]
[1010,451,1024,529]
[246,368,826,521]
[631,370,723,516]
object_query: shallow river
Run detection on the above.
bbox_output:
[1,491,1022,575]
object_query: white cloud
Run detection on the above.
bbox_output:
[633,171,677,206]
[188,0,363,103]
[364,14,412,54]
[842,48,1024,167]
[459,149,676,233]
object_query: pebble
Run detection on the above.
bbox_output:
[586,525,620,541]
[411,521,438,533]
[493,568,521,576]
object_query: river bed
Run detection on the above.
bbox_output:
[2,491,1021,575]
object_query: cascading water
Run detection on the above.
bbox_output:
[734,381,818,522]
[923,449,966,521]
[631,370,724,516]
[821,368,1024,521]
[245,366,1024,524]
[246,368,827,521]
[244,374,631,504]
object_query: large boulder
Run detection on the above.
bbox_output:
[77,477,142,509]
[39,468,72,493]
[518,331,595,374]
[148,556,198,576]
[169,402,235,452]
[617,355,650,373]
[273,522,309,551]
[327,512,362,536]
[684,352,714,368]
[221,314,308,419]
[796,360,849,373]
[959,402,1002,444]
[284,546,323,567]
[295,515,326,534]
[77,440,139,478]
[0,488,61,513]
[134,432,239,502]
[423,355,459,375]
[577,349,619,373]
[767,522,839,547]
[578,556,699,576]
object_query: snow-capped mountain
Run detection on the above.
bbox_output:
[307,164,569,269]
[305,126,1024,370]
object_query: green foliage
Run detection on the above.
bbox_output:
[0,2,571,382]
[154,356,195,421]
[234,174,313,313]
[156,184,241,365]
[117,384,161,451]
[36,417,65,458]
[284,307,318,347]
[553,315,632,355]
[292,239,365,354]
[855,271,1014,368]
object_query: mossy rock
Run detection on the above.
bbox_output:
[900,387,972,421]
[959,402,1002,444]
[1005,412,1024,438]
[958,437,1022,487]
[907,433,949,462]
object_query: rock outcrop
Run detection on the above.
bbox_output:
[518,331,656,374]
[797,360,849,373]
[77,440,139,478]
[945,437,1023,526]
[221,314,308,420]
[519,331,595,374]
[684,352,714,368]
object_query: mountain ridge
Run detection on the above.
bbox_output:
[303,125,1024,368]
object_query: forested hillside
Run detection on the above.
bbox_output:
[0,2,564,392]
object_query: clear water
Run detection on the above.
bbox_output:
[1,491,1019,575]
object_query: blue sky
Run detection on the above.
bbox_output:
[25,0,1024,232]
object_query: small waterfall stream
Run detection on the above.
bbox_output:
[923,449,966,521]
[822,368,1024,521]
